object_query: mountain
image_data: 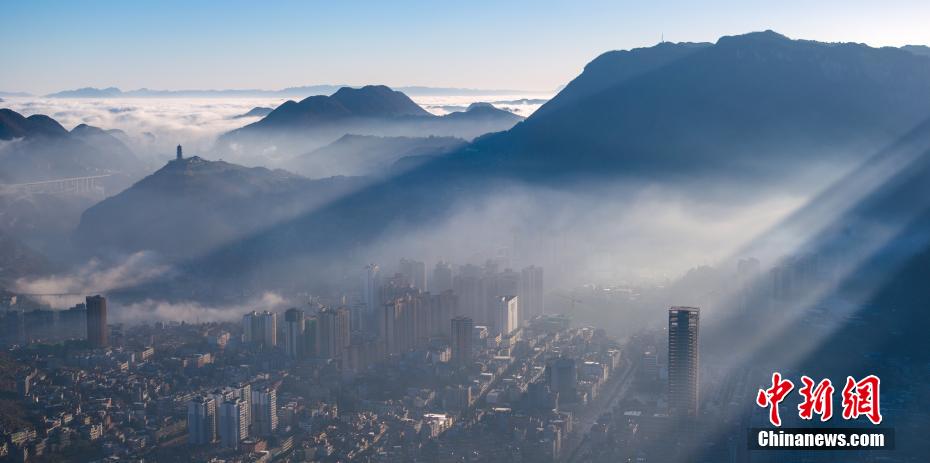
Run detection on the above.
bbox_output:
[902,44,930,58]
[249,85,432,130]
[0,109,147,262]
[42,85,534,99]
[231,107,274,119]
[216,87,524,163]
[45,87,123,98]
[286,134,467,178]
[532,40,711,117]
[469,30,930,177]
[0,109,141,183]
[0,108,69,140]
[73,156,366,260]
[441,102,523,123]
[0,230,49,284]
[104,31,930,299]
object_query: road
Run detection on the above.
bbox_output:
[563,360,639,462]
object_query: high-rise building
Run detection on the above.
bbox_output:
[495,268,521,300]
[547,356,577,400]
[284,308,305,358]
[363,264,381,333]
[454,265,483,323]
[519,266,544,324]
[429,290,457,338]
[317,307,350,359]
[380,301,398,356]
[85,295,108,348]
[243,310,277,350]
[234,382,252,426]
[219,398,248,448]
[303,316,318,358]
[399,258,427,291]
[250,387,278,436]
[668,306,700,419]
[187,395,217,444]
[381,296,415,354]
[432,261,453,293]
[381,272,416,301]
[451,317,474,366]
[493,295,519,336]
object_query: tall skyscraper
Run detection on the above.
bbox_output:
[250,387,278,436]
[234,382,252,426]
[363,263,381,333]
[187,395,217,444]
[429,290,457,338]
[382,297,411,355]
[85,295,108,348]
[380,302,398,356]
[454,266,483,323]
[451,316,474,366]
[547,356,577,399]
[519,266,544,324]
[303,316,318,358]
[399,258,427,291]
[317,307,351,359]
[284,308,305,358]
[493,295,519,336]
[668,306,700,419]
[218,398,248,448]
[243,310,277,350]
[432,261,453,293]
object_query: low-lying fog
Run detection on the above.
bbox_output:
[1,91,875,330]
[1,94,550,160]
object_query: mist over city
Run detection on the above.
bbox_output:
[1,1,929,462]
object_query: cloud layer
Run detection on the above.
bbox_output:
[1,94,549,161]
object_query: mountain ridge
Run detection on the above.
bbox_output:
[84,31,930,300]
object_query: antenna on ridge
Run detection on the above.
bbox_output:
[661,32,665,44]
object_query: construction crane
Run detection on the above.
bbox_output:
[554,293,584,312]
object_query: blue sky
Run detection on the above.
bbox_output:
[2,0,928,94]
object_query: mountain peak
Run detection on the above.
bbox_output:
[71,123,109,136]
[332,84,393,97]
[716,30,792,47]
[0,110,69,139]
[46,87,123,98]
[327,85,432,118]
[466,102,495,111]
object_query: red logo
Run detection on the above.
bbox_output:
[797,376,834,421]
[756,373,881,426]
[841,375,882,425]
[756,372,794,427]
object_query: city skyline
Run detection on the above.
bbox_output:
[2,3,929,459]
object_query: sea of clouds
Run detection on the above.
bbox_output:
[12,250,292,323]
[1,94,550,160]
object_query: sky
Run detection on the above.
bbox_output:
[2,0,929,95]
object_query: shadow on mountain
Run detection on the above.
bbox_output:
[0,108,148,264]
[686,116,930,460]
[98,32,930,300]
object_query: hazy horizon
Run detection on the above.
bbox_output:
[4,0,930,95]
